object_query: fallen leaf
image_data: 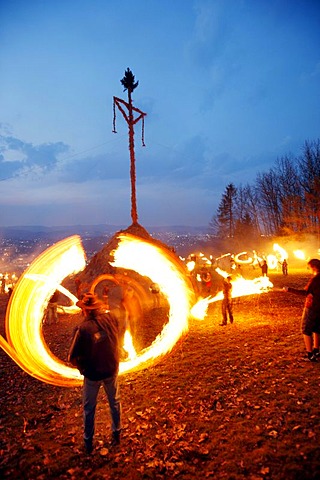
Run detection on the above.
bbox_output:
[292,425,302,431]
[260,466,270,474]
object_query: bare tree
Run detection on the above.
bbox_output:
[210,139,320,238]
[242,184,263,236]
[298,140,320,234]
[234,184,259,239]
[275,155,304,234]
[255,169,282,235]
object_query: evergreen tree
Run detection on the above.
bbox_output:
[216,183,237,238]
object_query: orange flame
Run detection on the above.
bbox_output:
[1,234,195,386]
[186,260,196,272]
[294,249,306,260]
[191,270,273,320]
[234,252,253,265]
[111,234,195,374]
[123,329,137,360]
[273,243,288,262]
[1,236,86,386]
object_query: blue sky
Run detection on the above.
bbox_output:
[1,0,319,227]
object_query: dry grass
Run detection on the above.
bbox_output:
[1,270,320,479]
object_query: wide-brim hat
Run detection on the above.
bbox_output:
[76,292,104,310]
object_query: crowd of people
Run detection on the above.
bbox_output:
[187,253,292,328]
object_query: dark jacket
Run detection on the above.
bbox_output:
[68,310,119,381]
[288,273,320,313]
[259,261,268,276]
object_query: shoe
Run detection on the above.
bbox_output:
[111,430,121,446]
[313,349,320,358]
[219,323,227,326]
[307,353,317,362]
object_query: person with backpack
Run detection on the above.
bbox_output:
[68,292,121,454]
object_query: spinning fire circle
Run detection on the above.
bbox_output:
[0,234,195,387]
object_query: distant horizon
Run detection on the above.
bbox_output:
[0,223,209,228]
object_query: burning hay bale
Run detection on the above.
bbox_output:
[73,223,187,355]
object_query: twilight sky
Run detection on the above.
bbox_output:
[1,0,319,228]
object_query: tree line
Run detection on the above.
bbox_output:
[210,139,320,240]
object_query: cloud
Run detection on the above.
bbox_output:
[137,135,207,182]
[188,0,228,68]
[0,130,69,180]
[0,156,22,180]
[60,151,128,183]
[0,130,130,186]
[0,173,132,225]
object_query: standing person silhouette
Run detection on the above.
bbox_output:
[45,290,59,325]
[220,276,234,326]
[259,259,268,277]
[283,258,320,362]
[282,259,288,275]
[68,292,121,453]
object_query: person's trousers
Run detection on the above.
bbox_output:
[83,375,121,444]
[222,300,234,324]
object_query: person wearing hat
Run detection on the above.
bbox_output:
[68,292,121,453]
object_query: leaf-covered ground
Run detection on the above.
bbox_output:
[1,270,320,480]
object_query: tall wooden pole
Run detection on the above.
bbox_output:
[113,68,146,226]
[127,88,137,224]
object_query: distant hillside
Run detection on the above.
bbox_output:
[0,225,122,240]
[0,224,208,240]
[148,225,208,234]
